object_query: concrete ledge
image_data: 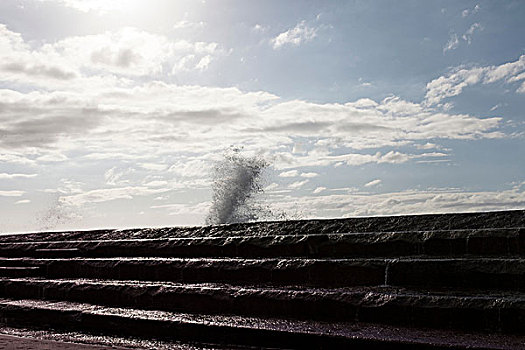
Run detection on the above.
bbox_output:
[0,298,523,349]
[0,278,524,333]
[1,210,523,243]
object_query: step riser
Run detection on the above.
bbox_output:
[2,210,523,243]
[0,267,41,278]
[388,260,525,290]
[0,303,451,350]
[1,258,523,290]
[14,259,521,291]
[0,229,522,258]
[35,259,385,287]
[0,280,523,333]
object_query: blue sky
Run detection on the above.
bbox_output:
[0,0,524,232]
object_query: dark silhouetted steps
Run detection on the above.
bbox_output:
[34,248,81,258]
[2,210,523,242]
[0,267,41,278]
[0,298,524,350]
[0,278,524,333]
[0,227,522,259]
[0,257,523,290]
[0,209,523,349]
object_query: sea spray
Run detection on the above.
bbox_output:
[205,148,269,225]
[37,196,80,231]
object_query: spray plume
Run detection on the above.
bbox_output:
[205,147,269,225]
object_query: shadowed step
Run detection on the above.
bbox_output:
[1,257,521,290]
[0,298,523,350]
[0,267,41,278]
[0,228,522,258]
[0,278,524,333]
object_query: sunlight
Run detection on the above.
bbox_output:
[50,0,144,14]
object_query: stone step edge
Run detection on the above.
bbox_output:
[1,257,524,290]
[1,277,524,333]
[1,256,524,262]
[0,228,521,259]
[3,276,525,308]
[2,209,523,243]
[1,227,522,245]
[0,327,226,350]
[0,297,522,350]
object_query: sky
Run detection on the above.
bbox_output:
[0,0,524,233]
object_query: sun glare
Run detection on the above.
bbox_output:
[57,0,144,14]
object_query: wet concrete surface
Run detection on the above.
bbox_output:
[0,256,523,290]
[0,303,524,350]
[0,278,525,332]
[0,333,129,349]
[0,328,225,350]
[1,210,523,243]
[0,210,523,349]
[0,227,523,259]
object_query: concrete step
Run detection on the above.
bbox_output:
[0,267,41,278]
[0,228,522,259]
[0,333,132,350]
[0,257,522,290]
[0,278,524,333]
[34,248,81,258]
[0,298,523,349]
[0,257,387,287]
[1,210,523,244]
[0,328,230,350]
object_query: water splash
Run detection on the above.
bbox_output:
[205,147,269,225]
[37,196,80,231]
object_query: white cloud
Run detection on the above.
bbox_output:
[462,23,483,45]
[364,179,382,187]
[15,199,31,204]
[462,4,480,17]
[36,0,143,14]
[104,167,134,186]
[0,23,514,225]
[300,172,319,178]
[279,170,299,177]
[37,153,69,162]
[0,80,502,166]
[55,27,220,76]
[517,82,525,94]
[266,183,525,219]
[0,173,37,179]
[288,179,309,189]
[60,186,168,206]
[425,55,525,105]
[173,20,206,30]
[195,55,212,71]
[151,201,211,216]
[443,22,482,54]
[252,24,268,33]
[313,187,326,194]
[264,183,279,191]
[144,180,168,187]
[0,24,504,161]
[271,20,319,49]
[0,191,25,197]
[0,24,221,89]
[443,33,459,53]
[0,24,78,86]
[484,55,525,84]
[358,78,373,87]
[415,143,441,150]
[139,163,168,171]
